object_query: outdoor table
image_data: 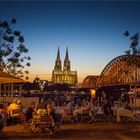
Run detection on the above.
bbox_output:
[73,107,87,117]
[94,107,104,114]
[116,109,134,122]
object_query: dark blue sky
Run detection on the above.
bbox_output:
[0,1,140,82]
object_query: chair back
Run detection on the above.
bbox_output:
[40,115,52,124]
[82,109,89,115]
[117,109,134,118]
[33,115,52,125]
[64,108,72,115]
[37,109,48,115]
[10,109,21,117]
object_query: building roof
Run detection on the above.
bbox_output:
[0,71,25,83]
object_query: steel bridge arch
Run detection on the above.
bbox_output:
[82,75,99,88]
[96,55,140,87]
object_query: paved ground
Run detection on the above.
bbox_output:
[1,122,140,140]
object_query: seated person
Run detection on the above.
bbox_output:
[0,113,5,132]
[24,102,36,121]
[67,100,74,111]
[7,99,22,117]
[36,98,48,115]
[103,99,115,121]
[17,100,23,112]
[47,100,53,116]
[36,98,46,110]
[124,103,132,111]
[0,104,7,131]
[47,100,59,127]
[0,103,8,120]
[85,99,93,111]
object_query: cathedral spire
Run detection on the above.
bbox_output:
[63,47,70,71]
[56,46,60,61]
[65,47,69,61]
[54,47,62,71]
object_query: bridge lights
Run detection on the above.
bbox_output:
[90,89,96,99]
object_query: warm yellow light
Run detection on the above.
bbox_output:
[90,89,96,98]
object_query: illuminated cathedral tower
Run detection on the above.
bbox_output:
[54,47,62,71]
[51,47,78,85]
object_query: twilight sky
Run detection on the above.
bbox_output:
[0,0,140,83]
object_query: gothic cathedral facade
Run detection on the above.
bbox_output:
[51,47,78,85]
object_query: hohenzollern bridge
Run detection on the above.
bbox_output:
[82,54,140,95]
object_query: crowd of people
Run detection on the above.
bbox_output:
[0,91,136,133]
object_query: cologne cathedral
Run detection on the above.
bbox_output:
[51,47,78,85]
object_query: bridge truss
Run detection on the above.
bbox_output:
[96,55,140,88]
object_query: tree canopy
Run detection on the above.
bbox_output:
[0,18,30,80]
[123,31,140,55]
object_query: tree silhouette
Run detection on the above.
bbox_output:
[123,31,140,55]
[33,76,48,91]
[0,18,30,80]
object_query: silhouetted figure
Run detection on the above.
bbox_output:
[25,102,36,121]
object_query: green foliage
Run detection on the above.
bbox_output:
[0,18,31,80]
[123,31,140,55]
